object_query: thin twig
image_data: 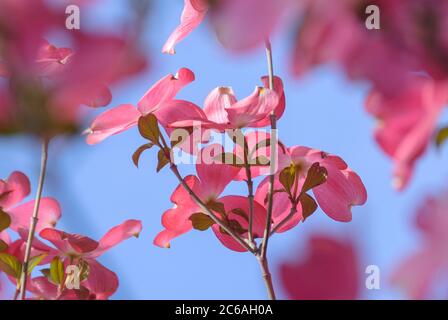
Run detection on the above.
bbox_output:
[159,134,255,253]
[269,206,298,236]
[19,138,50,300]
[169,164,255,253]
[260,39,277,260]
[257,255,276,300]
[243,136,256,246]
[257,38,278,300]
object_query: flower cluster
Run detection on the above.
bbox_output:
[0,171,142,300]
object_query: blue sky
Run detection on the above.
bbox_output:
[2,0,448,299]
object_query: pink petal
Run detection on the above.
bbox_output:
[0,61,9,77]
[365,78,448,190]
[86,104,141,145]
[257,75,286,126]
[154,229,183,249]
[84,259,119,300]
[0,171,30,210]
[153,206,195,249]
[162,0,208,54]
[203,87,236,124]
[34,40,73,77]
[280,235,360,300]
[39,228,99,255]
[137,68,195,114]
[233,131,277,181]
[155,100,208,128]
[84,84,112,108]
[313,166,367,222]
[390,249,444,299]
[29,276,58,300]
[225,87,279,128]
[0,231,10,244]
[154,176,202,248]
[8,197,61,232]
[154,100,213,154]
[210,0,287,51]
[55,33,146,109]
[170,175,202,207]
[212,195,267,252]
[90,220,142,258]
[196,144,239,200]
[255,177,302,233]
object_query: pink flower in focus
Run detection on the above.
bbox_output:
[279,234,360,300]
[169,75,284,130]
[365,77,448,190]
[0,171,61,232]
[260,146,367,223]
[19,220,143,300]
[86,68,198,144]
[391,189,448,299]
[154,145,240,249]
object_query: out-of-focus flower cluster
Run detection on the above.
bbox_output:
[162,0,448,190]
[391,188,448,299]
[0,0,146,137]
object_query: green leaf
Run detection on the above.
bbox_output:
[0,252,22,278]
[50,256,64,285]
[27,254,47,275]
[0,190,12,203]
[435,127,448,149]
[40,268,51,281]
[78,260,90,282]
[138,113,160,144]
[219,220,246,236]
[189,213,215,231]
[132,143,154,167]
[299,193,318,221]
[231,208,249,222]
[0,239,8,252]
[206,200,227,217]
[156,148,170,172]
[0,209,11,232]
[279,165,296,194]
[301,162,328,193]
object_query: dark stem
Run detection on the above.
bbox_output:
[158,134,255,253]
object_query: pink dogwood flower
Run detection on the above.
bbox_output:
[293,0,413,97]
[0,0,147,136]
[154,145,240,249]
[163,0,291,53]
[260,146,367,223]
[391,189,448,299]
[280,234,360,299]
[86,68,198,144]
[169,75,284,130]
[365,77,448,190]
[0,171,61,232]
[162,0,208,54]
[15,219,143,300]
